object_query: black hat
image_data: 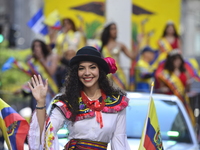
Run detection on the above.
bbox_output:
[69,46,110,74]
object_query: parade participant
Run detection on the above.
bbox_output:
[28,46,130,150]
[55,18,85,57]
[135,46,155,92]
[28,39,59,111]
[158,21,181,53]
[100,22,138,90]
[157,21,182,62]
[155,50,189,95]
[30,39,58,77]
[155,50,195,125]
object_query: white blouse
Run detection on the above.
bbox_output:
[28,107,131,150]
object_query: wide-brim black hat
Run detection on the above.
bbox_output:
[69,46,110,74]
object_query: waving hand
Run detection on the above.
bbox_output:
[28,75,48,105]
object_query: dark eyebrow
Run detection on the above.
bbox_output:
[79,63,97,67]
[90,63,97,67]
[79,65,84,67]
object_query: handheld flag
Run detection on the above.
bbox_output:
[27,8,48,35]
[1,57,15,72]
[0,98,29,150]
[43,9,61,30]
[139,82,163,150]
[1,57,32,76]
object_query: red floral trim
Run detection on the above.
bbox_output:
[52,95,129,121]
[53,100,72,119]
[102,96,129,113]
[75,111,95,121]
[53,100,95,121]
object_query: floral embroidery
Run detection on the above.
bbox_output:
[114,105,121,111]
[53,95,129,121]
[102,107,109,112]
[104,97,112,103]
[45,120,55,149]
[121,100,128,107]
[78,97,87,110]
[79,104,85,109]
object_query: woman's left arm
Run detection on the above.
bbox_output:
[111,108,131,150]
[121,43,138,60]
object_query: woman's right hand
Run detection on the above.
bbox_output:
[28,74,48,105]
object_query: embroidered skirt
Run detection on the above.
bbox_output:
[64,139,108,150]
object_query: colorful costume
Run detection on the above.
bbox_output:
[55,30,85,55]
[26,57,58,97]
[24,57,59,110]
[155,62,195,125]
[102,46,128,90]
[28,94,130,150]
[135,59,154,92]
[157,37,179,62]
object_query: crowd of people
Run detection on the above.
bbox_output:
[6,18,199,149]
[14,18,198,119]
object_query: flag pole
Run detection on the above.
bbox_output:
[139,82,155,150]
[150,81,154,97]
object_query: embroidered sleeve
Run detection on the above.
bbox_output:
[44,107,66,149]
[28,107,66,150]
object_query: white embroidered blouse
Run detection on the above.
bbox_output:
[28,107,131,150]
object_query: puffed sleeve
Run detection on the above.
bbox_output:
[28,107,66,150]
[111,108,131,150]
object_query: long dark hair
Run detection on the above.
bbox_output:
[56,63,125,122]
[62,18,76,32]
[162,23,179,38]
[100,23,115,52]
[164,53,185,73]
[31,39,50,59]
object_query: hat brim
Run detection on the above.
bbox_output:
[69,55,110,74]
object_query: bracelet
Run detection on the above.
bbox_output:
[36,104,46,109]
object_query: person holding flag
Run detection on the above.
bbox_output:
[139,82,164,150]
[0,98,29,150]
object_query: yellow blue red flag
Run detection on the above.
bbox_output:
[0,98,29,150]
[139,82,163,150]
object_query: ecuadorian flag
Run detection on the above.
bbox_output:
[0,98,29,150]
[139,97,163,150]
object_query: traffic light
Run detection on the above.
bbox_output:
[0,25,4,43]
[0,34,4,43]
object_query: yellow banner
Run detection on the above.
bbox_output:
[132,0,181,49]
[44,0,181,49]
[44,0,105,33]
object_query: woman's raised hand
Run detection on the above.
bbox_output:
[28,75,48,105]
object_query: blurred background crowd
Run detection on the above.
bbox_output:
[0,0,200,148]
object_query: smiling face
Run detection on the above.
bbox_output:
[78,61,100,89]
